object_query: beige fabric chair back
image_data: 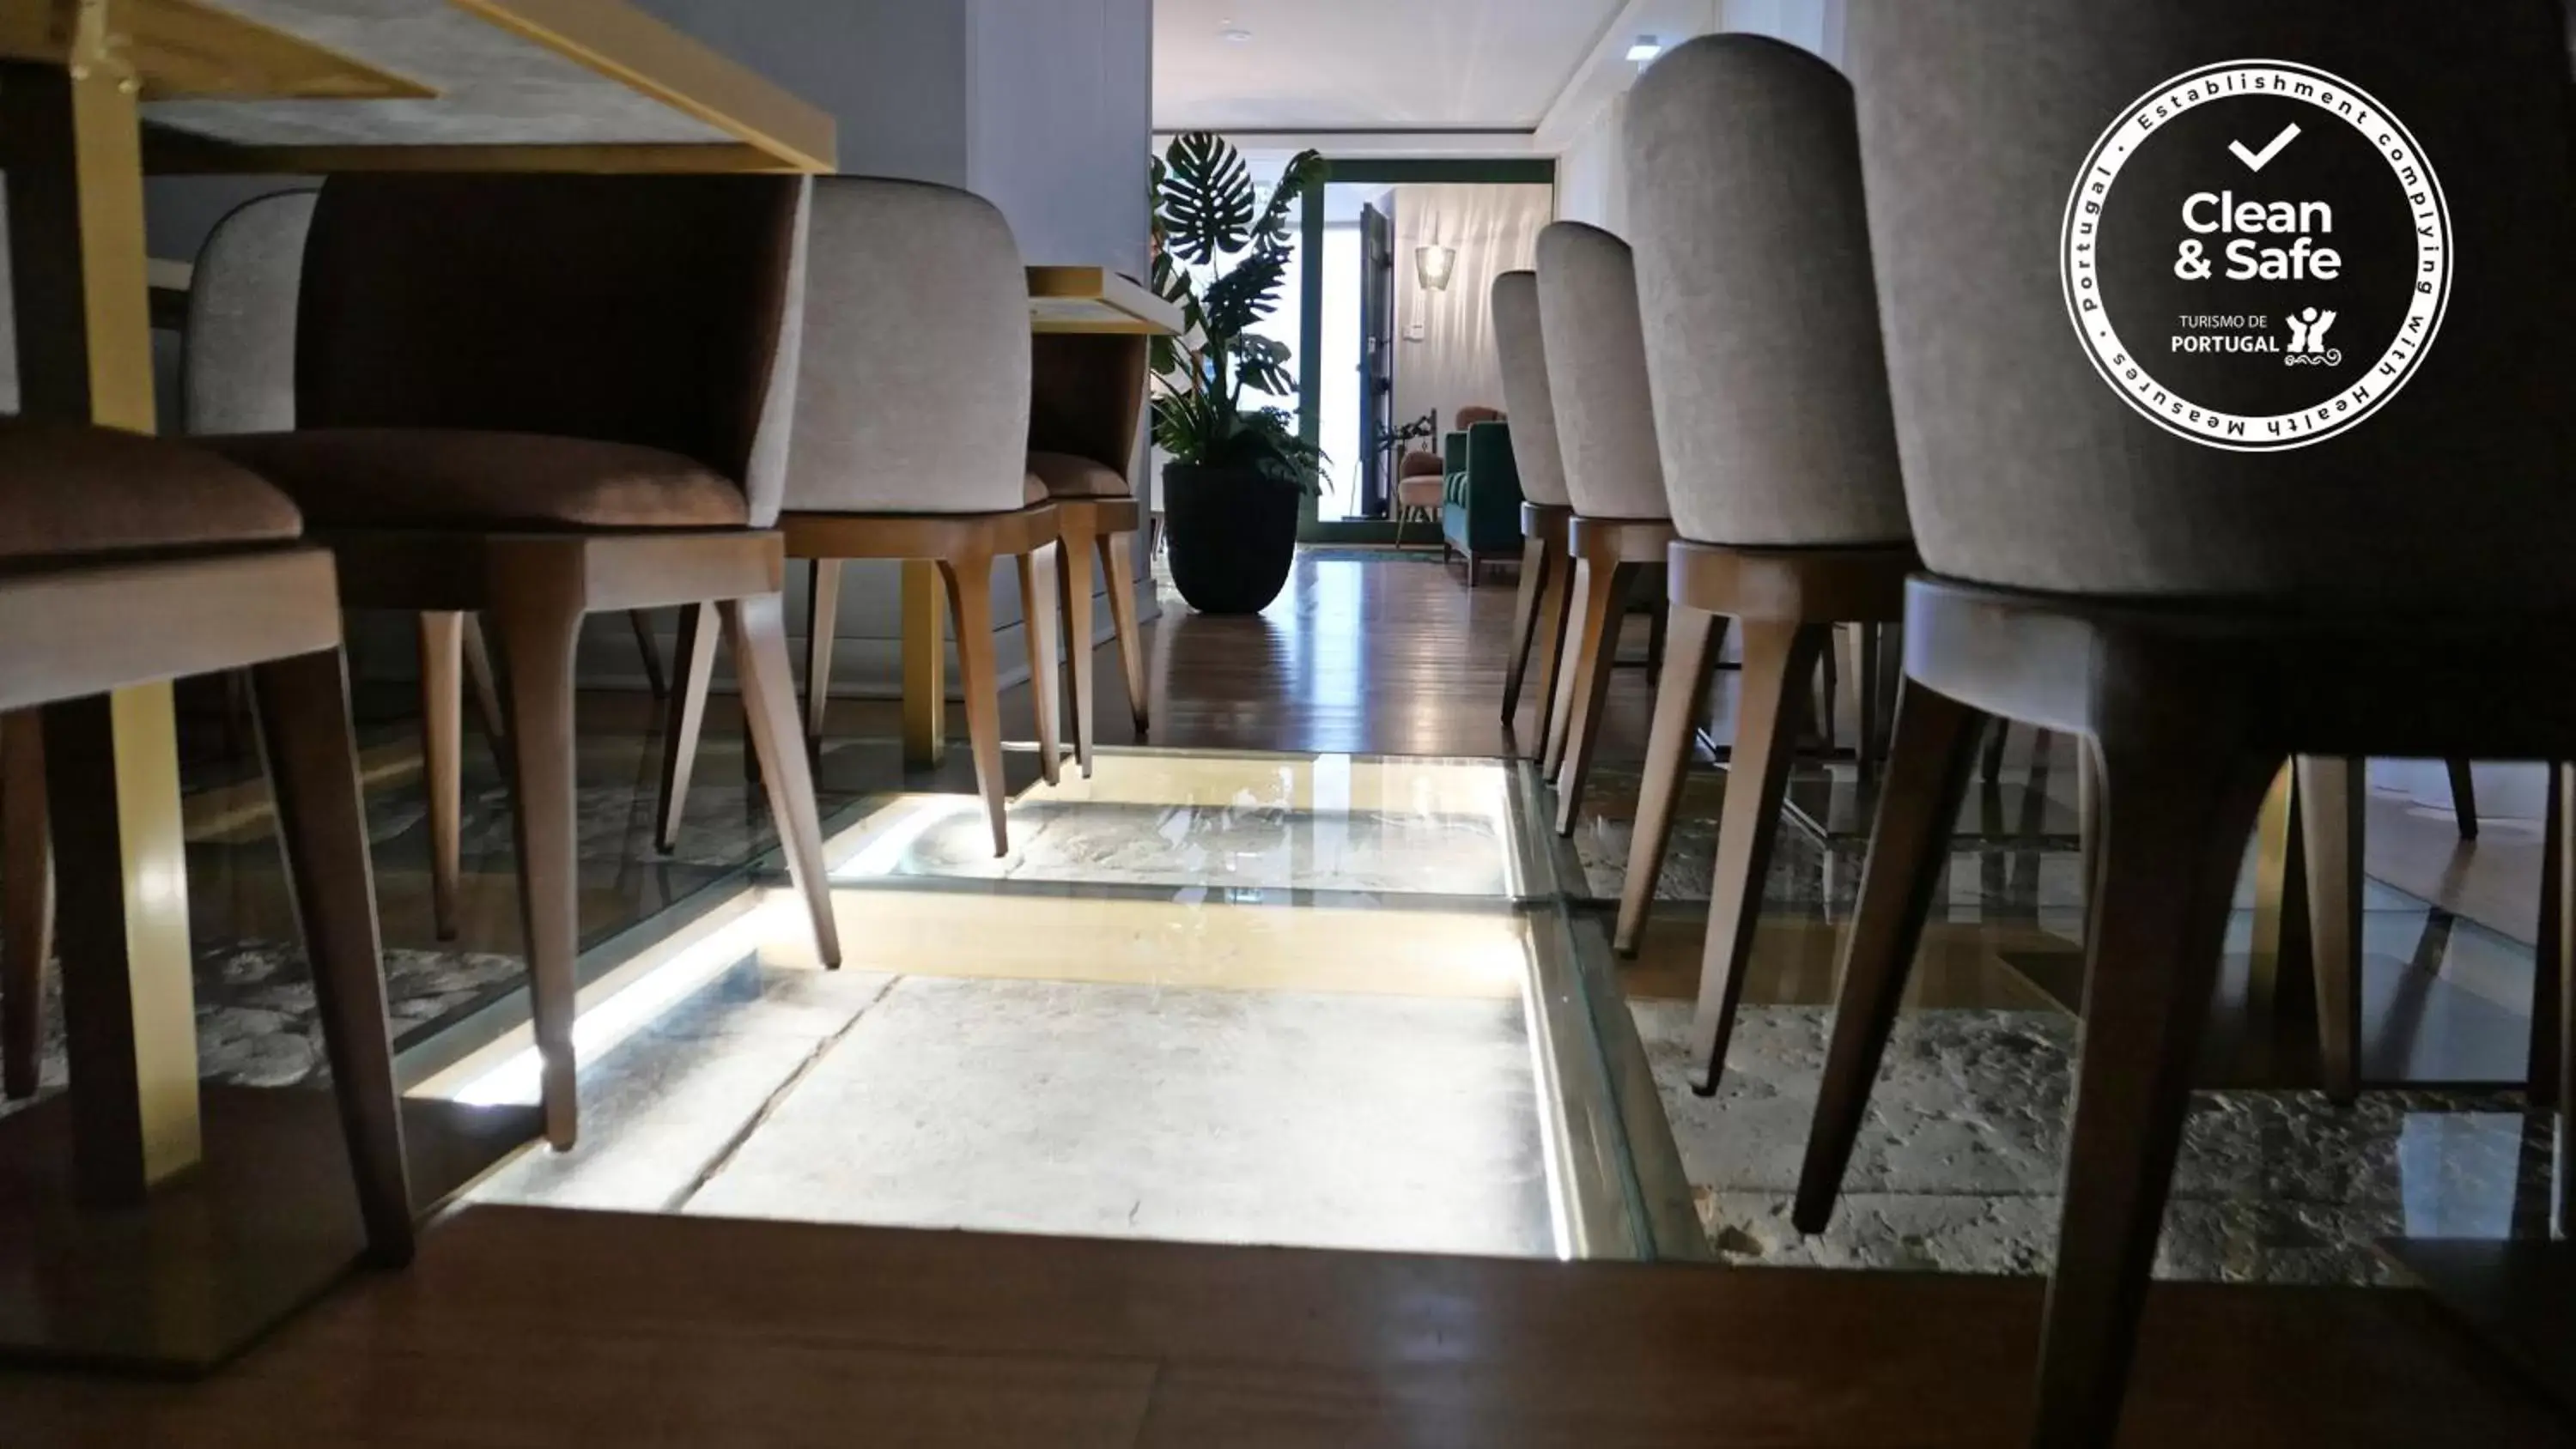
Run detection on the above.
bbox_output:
[1489,270,1568,510]
[1852,1,2573,605]
[787,177,1032,516]
[297,173,809,527]
[184,190,316,436]
[1534,222,1668,521]
[1626,36,1909,549]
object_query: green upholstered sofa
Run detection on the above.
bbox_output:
[1439,420,1524,584]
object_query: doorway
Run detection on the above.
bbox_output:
[1293,160,1556,543]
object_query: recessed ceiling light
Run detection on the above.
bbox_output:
[1221,24,1254,43]
[1625,35,1662,63]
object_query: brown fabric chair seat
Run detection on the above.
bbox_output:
[1026,450,1130,499]
[0,418,301,561]
[209,428,749,531]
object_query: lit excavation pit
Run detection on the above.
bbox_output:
[2181,191,2340,280]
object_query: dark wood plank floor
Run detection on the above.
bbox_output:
[1,1204,2562,1446]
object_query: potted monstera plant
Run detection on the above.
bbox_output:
[1151,134,1325,614]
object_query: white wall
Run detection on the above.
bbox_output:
[969,0,1153,274]
[632,0,973,183]
[1550,0,1844,233]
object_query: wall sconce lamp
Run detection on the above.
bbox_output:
[1413,243,1457,292]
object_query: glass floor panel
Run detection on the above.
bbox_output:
[398,742,2558,1284]
[446,750,1576,1260]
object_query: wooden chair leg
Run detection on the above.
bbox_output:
[1981,718,2011,784]
[1794,681,1985,1228]
[249,646,415,1267]
[2295,756,2363,1104]
[804,558,841,749]
[2532,764,2561,1114]
[1501,530,1549,725]
[628,609,667,700]
[1101,530,1149,737]
[1551,555,1632,834]
[2,710,52,1100]
[1528,529,1573,762]
[1685,620,1829,1091]
[654,603,718,855]
[940,552,1010,856]
[1018,541,1065,787]
[462,614,506,752]
[1542,552,1595,781]
[1059,521,1099,777]
[2030,720,2279,1449]
[2446,757,2478,840]
[418,613,464,943]
[1614,605,1724,957]
[488,554,586,1151]
[721,594,842,970]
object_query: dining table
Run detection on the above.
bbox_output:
[0,0,832,1369]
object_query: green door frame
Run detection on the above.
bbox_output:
[1296,157,1557,544]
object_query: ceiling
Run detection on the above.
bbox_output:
[1153,0,1630,132]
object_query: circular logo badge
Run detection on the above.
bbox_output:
[2060,60,2451,452]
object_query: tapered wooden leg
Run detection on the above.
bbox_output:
[1614,605,1723,956]
[941,552,1010,856]
[488,550,586,1151]
[654,603,718,854]
[1982,718,2011,784]
[722,594,842,970]
[628,609,667,700]
[1685,620,1828,1092]
[462,614,506,751]
[1527,528,1573,759]
[1018,541,1065,786]
[803,558,841,749]
[1501,530,1549,725]
[1101,530,1150,737]
[2030,719,2278,1449]
[1552,557,1634,835]
[2,710,52,1100]
[249,646,415,1267]
[2295,756,2363,1104]
[1795,681,1985,1228]
[2531,764,2561,1113]
[1542,555,1596,779]
[1060,522,1099,776]
[418,613,464,943]
[2447,757,2478,840]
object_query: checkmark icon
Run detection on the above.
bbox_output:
[2229,123,2301,173]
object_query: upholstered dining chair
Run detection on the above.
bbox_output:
[1790,3,2574,1442]
[0,418,412,1264]
[1491,270,1574,754]
[1028,331,1153,771]
[1392,448,1445,548]
[1534,221,1677,835]
[658,176,1066,859]
[1613,39,1920,1058]
[206,173,841,1153]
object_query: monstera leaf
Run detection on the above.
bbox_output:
[1253,150,1324,246]
[1232,334,1295,397]
[1157,131,1255,266]
[1201,248,1287,339]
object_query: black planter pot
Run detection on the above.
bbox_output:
[1162,463,1300,615]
